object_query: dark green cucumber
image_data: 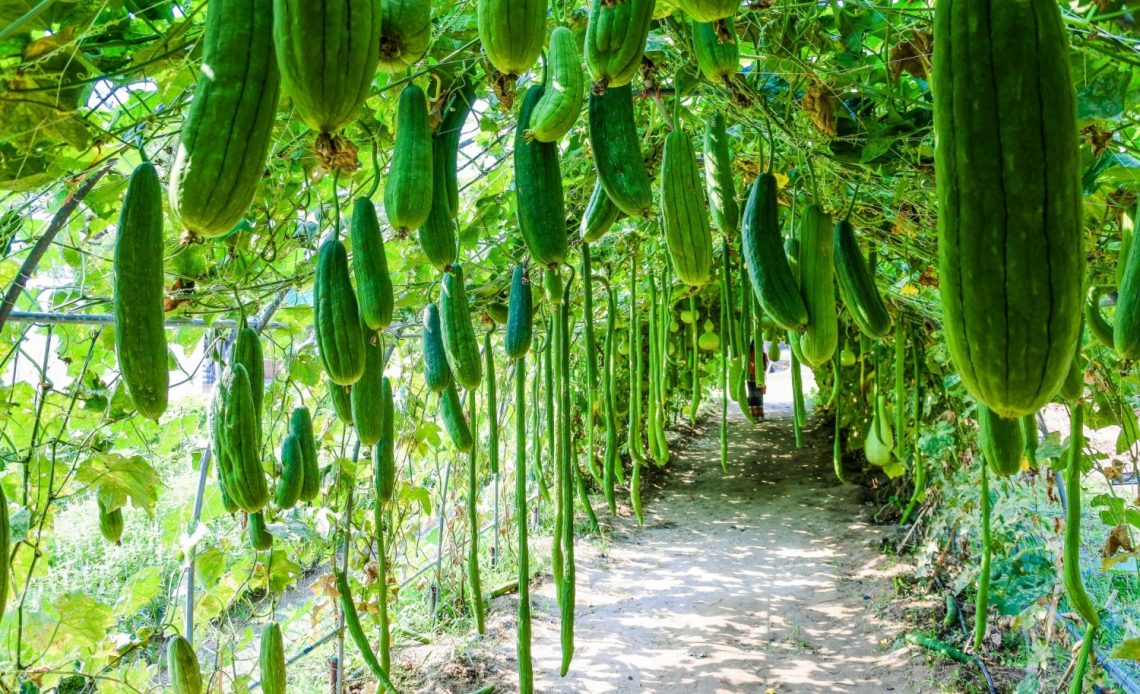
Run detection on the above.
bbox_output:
[291,406,321,502]
[515,85,569,268]
[329,379,353,425]
[834,218,891,339]
[314,238,366,386]
[374,377,396,502]
[660,129,714,288]
[580,179,624,243]
[587,84,653,217]
[440,265,483,390]
[422,303,454,392]
[350,198,394,331]
[114,162,168,420]
[439,382,474,451]
[505,264,534,360]
[741,173,807,330]
[702,111,738,236]
[978,405,1021,477]
[384,83,434,233]
[275,433,304,509]
[934,0,1083,418]
[351,333,386,446]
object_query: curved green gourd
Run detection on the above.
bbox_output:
[351,199,394,331]
[275,433,304,509]
[272,0,382,133]
[528,27,585,143]
[259,622,286,694]
[440,265,483,390]
[1115,225,1140,359]
[169,0,280,239]
[477,0,547,76]
[587,85,653,217]
[216,364,268,512]
[934,0,1083,418]
[515,85,570,268]
[660,129,713,288]
[114,162,168,420]
[374,377,396,502]
[351,334,386,446]
[505,266,535,360]
[378,0,432,73]
[232,325,264,425]
[97,498,124,543]
[422,303,454,392]
[248,511,273,550]
[1063,403,1100,628]
[329,380,353,424]
[167,635,203,694]
[741,173,807,330]
[418,77,476,269]
[385,84,434,234]
[291,407,321,502]
[584,0,655,90]
[580,178,624,243]
[692,19,739,85]
[978,405,1022,477]
[439,382,474,451]
[833,218,891,339]
[1085,288,1114,348]
[702,111,738,237]
[314,238,366,386]
[798,204,838,368]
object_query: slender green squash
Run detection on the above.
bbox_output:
[422,303,454,392]
[329,380,354,425]
[692,19,738,85]
[558,284,577,675]
[973,465,992,650]
[167,635,203,694]
[259,622,286,694]
[351,198,394,331]
[789,334,806,447]
[528,27,586,143]
[1116,223,1140,359]
[291,406,320,502]
[275,433,304,509]
[1020,412,1039,466]
[378,0,432,73]
[798,204,838,368]
[832,350,847,483]
[440,265,483,390]
[352,333,386,446]
[583,244,601,479]
[676,0,739,21]
[584,0,655,90]
[232,325,264,428]
[314,238,366,386]
[893,322,906,458]
[513,337,533,692]
[834,217,891,339]
[703,112,738,236]
[603,280,619,513]
[719,246,730,473]
[169,0,280,239]
[477,0,546,77]
[934,0,1083,418]
[272,0,382,134]
[97,498,124,544]
[419,85,469,270]
[334,569,400,692]
[1070,625,1098,694]
[440,383,474,452]
[1063,403,1100,628]
[466,393,486,634]
[551,311,565,597]
[115,162,168,420]
[216,364,268,512]
[865,391,893,466]
[661,130,714,288]
[978,405,1021,477]
[628,248,646,525]
[375,377,397,502]
[248,511,273,550]
[1085,288,1114,349]
[0,485,9,623]
[484,330,500,475]
[515,85,570,268]
[742,173,808,330]
[385,84,434,234]
[505,265,534,359]
[580,179,624,243]
[587,85,653,217]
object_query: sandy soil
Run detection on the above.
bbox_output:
[409,369,948,693]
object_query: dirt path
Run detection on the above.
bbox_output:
[417,370,943,693]
[516,378,937,692]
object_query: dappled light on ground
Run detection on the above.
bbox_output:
[487,369,939,693]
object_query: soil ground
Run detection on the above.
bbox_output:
[409,369,952,693]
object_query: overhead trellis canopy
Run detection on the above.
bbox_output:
[1,1,1137,329]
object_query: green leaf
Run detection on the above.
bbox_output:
[114,566,163,617]
[1117,411,1140,454]
[48,592,114,652]
[399,484,432,515]
[1111,638,1140,660]
[76,452,161,516]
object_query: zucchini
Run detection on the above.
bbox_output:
[741,173,807,330]
[587,84,653,217]
[440,265,483,390]
[660,129,713,287]
[515,85,569,268]
[833,218,891,339]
